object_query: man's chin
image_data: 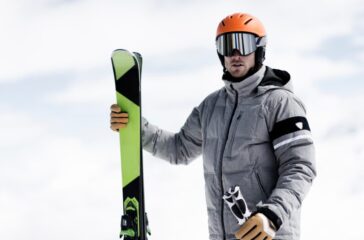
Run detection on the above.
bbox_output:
[231,70,247,78]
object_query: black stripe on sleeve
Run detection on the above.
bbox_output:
[270,116,310,141]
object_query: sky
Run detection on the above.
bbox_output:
[0,0,363,239]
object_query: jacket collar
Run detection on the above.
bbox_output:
[223,65,266,98]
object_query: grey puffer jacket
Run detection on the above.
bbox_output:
[142,65,316,240]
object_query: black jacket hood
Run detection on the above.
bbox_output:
[259,66,291,87]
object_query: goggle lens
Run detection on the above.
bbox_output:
[216,33,259,56]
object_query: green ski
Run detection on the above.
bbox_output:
[111,49,150,240]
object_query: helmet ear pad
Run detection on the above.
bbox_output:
[217,47,266,73]
[217,51,226,72]
[255,46,266,67]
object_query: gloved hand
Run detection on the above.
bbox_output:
[110,104,129,131]
[235,213,276,240]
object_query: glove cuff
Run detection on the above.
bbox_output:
[256,207,282,230]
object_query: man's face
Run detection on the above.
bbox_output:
[224,51,255,78]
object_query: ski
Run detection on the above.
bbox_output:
[111,49,150,240]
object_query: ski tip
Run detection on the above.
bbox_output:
[111,49,129,58]
[133,52,142,58]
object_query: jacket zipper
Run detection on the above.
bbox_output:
[228,113,242,153]
[220,84,239,239]
[254,170,268,198]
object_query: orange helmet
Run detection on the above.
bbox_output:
[216,13,266,39]
[216,13,267,70]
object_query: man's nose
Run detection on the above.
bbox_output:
[231,49,242,57]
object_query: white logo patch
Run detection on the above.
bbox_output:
[296,122,303,129]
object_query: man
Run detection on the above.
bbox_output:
[110,13,316,240]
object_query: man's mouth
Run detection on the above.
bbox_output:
[232,63,244,67]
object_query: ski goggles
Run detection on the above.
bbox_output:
[216,32,265,56]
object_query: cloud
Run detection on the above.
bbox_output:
[315,33,364,61]
[45,70,114,105]
[0,109,47,148]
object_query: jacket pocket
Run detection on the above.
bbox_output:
[254,170,268,199]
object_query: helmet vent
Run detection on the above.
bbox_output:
[221,21,225,26]
[244,18,253,25]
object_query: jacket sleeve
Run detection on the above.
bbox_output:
[141,105,203,165]
[257,90,316,229]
